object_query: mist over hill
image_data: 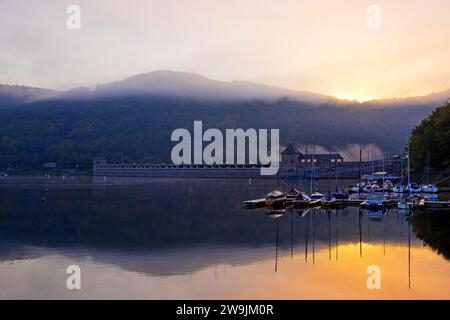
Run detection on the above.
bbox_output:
[0,71,448,168]
[0,85,55,110]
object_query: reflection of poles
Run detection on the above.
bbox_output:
[290,210,294,258]
[328,212,331,260]
[408,217,412,290]
[275,219,279,272]
[305,211,310,263]
[335,210,339,261]
[359,210,363,259]
[312,211,315,266]
[383,212,386,256]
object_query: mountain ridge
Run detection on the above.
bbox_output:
[1,70,449,108]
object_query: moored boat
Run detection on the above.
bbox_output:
[420,184,439,193]
[286,187,301,203]
[407,183,421,193]
[310,192,325,201]
[293,192,312,208]
[321,197,336,209]
[332,188,349,200]
[360,192,386,210]
[265,190,286,207]
[392,184,404,193]
[350,182,365,193]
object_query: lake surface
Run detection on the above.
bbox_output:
[0,176,449,299]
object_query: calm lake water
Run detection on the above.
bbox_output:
[0,176,449,299]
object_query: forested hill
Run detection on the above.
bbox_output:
[0,71,448,169]
[0,84,54,110]
[410,101,450,171]
[0,95,442,169]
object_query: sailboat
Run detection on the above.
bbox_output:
[308,147,324,205]
[265,190,286,207]
[286,187,301,203]
[392,184,404,193]
[420,151,439,193]
[398,147,417,210]
[361,153,386,210]
[293,192,312,208]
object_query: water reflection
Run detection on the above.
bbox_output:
[0,177,449,299]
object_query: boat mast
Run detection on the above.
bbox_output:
[310,147,315,194]
[371,147,374,191]
[407,145,411,194]
[382,154,385,194]
[400,155,404,185]
[358,147,362,196]
[425,150,431,185]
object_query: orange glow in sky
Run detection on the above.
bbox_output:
[1,0,450,100]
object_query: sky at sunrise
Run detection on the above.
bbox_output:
[1,0,450,101]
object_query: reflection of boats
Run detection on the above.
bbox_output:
[418,198,450,210]
[242,198,266,208]
[293,193,312,208]
[397,197,418,210]
[307,199,322,207]
[365,208,386,221]
[265,190,286,207]
[265,207,286,218]
[296,208,311,218]
[360,193,386,210]
[286,187,301,203]
[321,195,336,209]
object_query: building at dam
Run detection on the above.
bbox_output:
[93,143,393,179]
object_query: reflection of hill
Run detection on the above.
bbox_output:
[0,241,279,276]
[412,212,450,261]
